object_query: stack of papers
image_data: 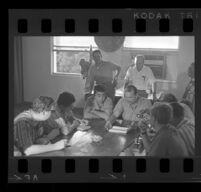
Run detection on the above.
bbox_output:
[109,126,131,135]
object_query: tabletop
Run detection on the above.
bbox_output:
[34,119,141,156]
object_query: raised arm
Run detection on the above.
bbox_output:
[85,65,95,95]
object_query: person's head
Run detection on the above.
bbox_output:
[92,50,102,64]
[124,85,138,103]
[160,93,178,103]
[150,103,172,129]
[135,55,145,71]
[94,84,106,104]
[169,102,184,126]
[32,96,55,121]
[188,62,194,79]
[57,92,76,114]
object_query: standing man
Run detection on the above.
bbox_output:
[85,50,121,101]
[124,55,155,98]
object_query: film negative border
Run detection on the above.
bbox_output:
[8,157,201,182]
[9,9,199,35]
[8,9,201,183]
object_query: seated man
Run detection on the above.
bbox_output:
[169,102,195,156]
[84,84,113,121]
[14,96,67,156]
[42,92,81,136]
[159,93,194,124]
[139,103,188,157]
[105,85,152,129]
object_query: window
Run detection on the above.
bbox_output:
[123,36,179,50]
[52,36,97,75]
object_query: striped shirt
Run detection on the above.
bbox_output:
[14,111,41,153]
[176,119,195,156]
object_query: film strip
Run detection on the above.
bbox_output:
[9,9,201,183]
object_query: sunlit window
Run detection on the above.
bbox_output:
[123,36,179,49]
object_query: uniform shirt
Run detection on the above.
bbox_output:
[148,124,188,157]
[176,119,195,156]
[85,61,121,99]
[113,96,152,121]
[125,65,155,91]
[84,95,113,115]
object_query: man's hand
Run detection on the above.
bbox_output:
[105,120,112,130]
[72,120,80,129]
[36,137,50,145]
[138,121,149,134]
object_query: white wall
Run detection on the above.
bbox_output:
[22,36,194,107]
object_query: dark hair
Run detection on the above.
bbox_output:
[125,85,138,95]
[94,84,106,94]
[151,103,172,125]
[160,93,178,103]
[92,50,102,58]
[57,92,75,108]
[180,99,193,112]
[169,102,184,120]
[32,96,54,113]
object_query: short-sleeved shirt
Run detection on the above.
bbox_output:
[85,61,121,100]
[84,95,113,114]
[148,125,188,157]
[125,65,155,91]
[176,119,195,156]
[113,96,152,121]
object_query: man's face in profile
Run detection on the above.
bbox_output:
[135,56,144,71]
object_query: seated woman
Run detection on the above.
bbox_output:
[84,84,113,121]
[43,91,81,136]
[139,103,188,157]
[14,96,67,156]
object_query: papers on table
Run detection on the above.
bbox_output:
[109,126,131,135]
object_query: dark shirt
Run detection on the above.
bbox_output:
[85,61,121,100]
[148,124,188,157]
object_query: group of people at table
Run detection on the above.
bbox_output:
[14,50,195,157]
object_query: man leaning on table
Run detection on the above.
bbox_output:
[105,85,152,130]
[124,54,155,98]
[84,84,113,121]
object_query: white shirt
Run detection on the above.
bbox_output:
[125,65,155,91]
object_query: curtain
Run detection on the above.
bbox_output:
[14,37,24,105]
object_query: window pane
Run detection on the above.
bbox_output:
[53,36,97,47]
[124,36,179,49]
[55,51,90,74]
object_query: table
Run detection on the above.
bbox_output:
[34,119,141,156]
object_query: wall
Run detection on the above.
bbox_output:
[22,36,194,107]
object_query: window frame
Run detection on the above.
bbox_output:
[51,37,97,76]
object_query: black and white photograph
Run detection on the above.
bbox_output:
[13,36,195,157]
